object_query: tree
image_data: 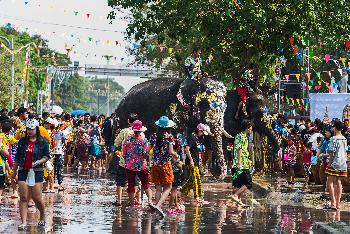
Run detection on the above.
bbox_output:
[108,0,350,88]
[0,26,70,109]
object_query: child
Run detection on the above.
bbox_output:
[303,142,312,187]
[169,159,185,214]
[43,118,56,193]
[0,146,8,200]
[88,115,101,169]
[285,136,297,184]
[1,120,18,198]
[74,120,90,170]
[53,121,65,191]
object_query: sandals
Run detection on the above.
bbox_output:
[112,201,122,206]
[323,204,337,211]
[18,224,27,231]
[58,186,65,192]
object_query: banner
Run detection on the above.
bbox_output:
[309,93,350,121]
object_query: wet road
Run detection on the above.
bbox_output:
[1,169,350,233]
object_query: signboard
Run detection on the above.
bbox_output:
[309,93,350,121]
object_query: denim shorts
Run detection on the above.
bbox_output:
[18,170,44,183]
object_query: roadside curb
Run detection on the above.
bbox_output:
[313,222,344,234]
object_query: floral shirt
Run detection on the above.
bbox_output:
[233,132,250,170]
[123,135,148,171]
[286,144,297,165]
[150,133,174,166]
[89,123,101,145]
[184,55,204,81]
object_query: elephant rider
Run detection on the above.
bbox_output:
[177,47,208,110]
[235,68,254,120]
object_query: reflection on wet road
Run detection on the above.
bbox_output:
[1,169,350,233]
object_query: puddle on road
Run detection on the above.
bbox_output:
[1,169,350,233]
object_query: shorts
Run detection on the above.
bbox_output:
[115,165,127,187]
[18,170,44,183]
[151,162,174,185]
[89,144,101,158]
[231,168,252,190]
[303,163,312,176]
[0,175,5,189]
[172,170,183,187]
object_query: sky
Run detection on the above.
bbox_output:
[0,0,145,91]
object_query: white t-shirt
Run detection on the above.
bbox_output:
[54,130,65,155]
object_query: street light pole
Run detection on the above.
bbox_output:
[103,55,113,116]
[0,36,15,110]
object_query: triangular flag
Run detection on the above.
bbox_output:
[316,72,321,78]
[301,99,305,105]
[329,87,333,93]
[115,41,119,46]
[74,11,78,16]
[24,1,29,5]
[168,48,173,53]
[160,46,165,52]
[295,74,300,81]
[285,74,290,82]
[133,43,139,49]
[289,37,294,45]
[86,13,91,18]
[328,71,331,77]
[324,54,331,63]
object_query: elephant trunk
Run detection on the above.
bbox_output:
[209,124,227,180]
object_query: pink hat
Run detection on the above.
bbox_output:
[197,123,212,135]
[131,120,147,132]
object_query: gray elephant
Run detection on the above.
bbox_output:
[115,77,228,179]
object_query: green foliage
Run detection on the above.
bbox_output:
[108,0,350,88]
[54,74,90,112]
[0,26,70,109]
[86,77,125,115]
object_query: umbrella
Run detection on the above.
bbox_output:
[50,105,63,115]
[71,109,87,116]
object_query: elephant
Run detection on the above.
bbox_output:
[115,77,279,178]
[223,89,280,167]
[115,77,228,179]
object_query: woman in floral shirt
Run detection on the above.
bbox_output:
[150,116,179,217]
[123,120,153,207]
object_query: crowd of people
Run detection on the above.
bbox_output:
[0,104,348,230]
[272,115,349,211]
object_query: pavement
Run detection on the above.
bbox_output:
[0,169,349,233]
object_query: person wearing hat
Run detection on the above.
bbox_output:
[123,120,153,207]
[180,123,210,204]
[149,116,179,217]
[113,113,143,207]
[11,119,50,230]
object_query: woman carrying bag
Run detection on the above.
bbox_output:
[12,119,50,230]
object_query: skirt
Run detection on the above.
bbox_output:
[325,166,347,177]
[151,162,174,185]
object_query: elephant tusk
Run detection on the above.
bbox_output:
[221,128,234,139]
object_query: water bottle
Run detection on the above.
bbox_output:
[27,169,35,187]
